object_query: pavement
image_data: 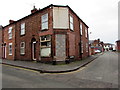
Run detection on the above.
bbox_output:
[1,53,103,73]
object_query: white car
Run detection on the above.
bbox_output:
[95,50,101,53]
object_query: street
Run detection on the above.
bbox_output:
[2,51,118,88]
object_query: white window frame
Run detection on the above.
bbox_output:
[70,15,74,30]
[20,42,25,55]
[41,13,48,30]
[86,43,88,52]
[8,27,12,39]
[81,41,83,53]
[9,43,12,55]
[85,27,88,38]
[21,23,25,35]
[80,23,82,35]
[40,35,51,57]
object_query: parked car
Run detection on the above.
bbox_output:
[95,50,101,53]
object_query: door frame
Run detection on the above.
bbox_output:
[31,38,37,61]
[3,43,6,59]
[32,41,36,60]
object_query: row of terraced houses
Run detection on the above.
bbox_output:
[0,4,89,63]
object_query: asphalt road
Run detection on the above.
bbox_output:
[2,51,118,88]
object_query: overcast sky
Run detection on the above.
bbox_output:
[0,0,119,44]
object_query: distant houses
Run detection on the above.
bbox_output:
[89,38,117,55]
[104,43,114,51]
[89,39,104,55]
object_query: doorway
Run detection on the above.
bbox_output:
[3,43,6,59]
[31,38,36,60]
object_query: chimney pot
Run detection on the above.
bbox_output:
[31,5,38,14]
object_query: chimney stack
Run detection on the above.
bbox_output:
[31,5,38,14]
[0,25,3,30]
[9,20,15,24]
[98,38,100,43]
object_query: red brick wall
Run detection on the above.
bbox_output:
[69,8,89,60]
[117,41,120,51]
[68,33,75,56]
[2,5,89,62]
[3,25,16,60]
[15,7,53,61]
[0,27,2,59]
[81,22,89,58]
[15,13,40,61]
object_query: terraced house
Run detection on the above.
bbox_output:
[0,4,89,63]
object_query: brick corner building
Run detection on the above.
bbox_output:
[1,4,89,63]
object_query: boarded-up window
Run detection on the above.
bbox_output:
[55,34,66,60]
[41,48,51,57]
[53,7,69,29]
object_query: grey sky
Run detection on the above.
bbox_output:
[0,0,118,44]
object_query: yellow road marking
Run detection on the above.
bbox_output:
[42,66,86,75]
[1,63,88,75]
[2,64,40,74]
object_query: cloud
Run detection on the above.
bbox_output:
[0,0,119,43]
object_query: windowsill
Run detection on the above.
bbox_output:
[40,40,51,42]
[70,29,74,32]
[20,34,25,37]
[9,38,12,40]
[20,54,25,56]
[41,56,51,58]
[41,29,48,32]
[41,46,51,48]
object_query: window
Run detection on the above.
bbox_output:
[21,23,25,35]
[86,43,88,52]
[20,42,25,55]
[9,43,12,55]
[8,27,12,39]
[41,13,48,30]
[80,23,82,35]
[70,15,74,30]
[85,27,88,38]
[81,41,83,53]
[40,35,51,57]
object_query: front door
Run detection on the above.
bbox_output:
[3,45,6,59]
[32,41,36,60]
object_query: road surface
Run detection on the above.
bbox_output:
[2,51,118,88]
